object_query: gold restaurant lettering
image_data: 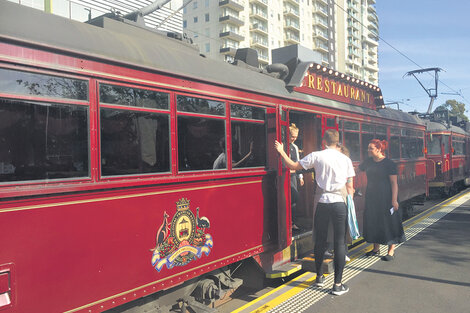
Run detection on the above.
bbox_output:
[306,74,371,104]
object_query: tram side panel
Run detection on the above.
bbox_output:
[0,178,277,313]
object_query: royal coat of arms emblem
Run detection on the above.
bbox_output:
[151,198,213,271]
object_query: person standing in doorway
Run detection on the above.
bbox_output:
[275,129,355,296]
[289,123,304,230]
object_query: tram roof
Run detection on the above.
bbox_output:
[0,1,422,127]
[425,120,468,135]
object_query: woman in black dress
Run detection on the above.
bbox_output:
[360,139,405,261]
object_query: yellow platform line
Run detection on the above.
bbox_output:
[231,271,318,313]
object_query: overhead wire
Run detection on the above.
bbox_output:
[332,0,469,105]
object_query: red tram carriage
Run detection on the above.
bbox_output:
[425,119,470,196]
[0,2,437,312]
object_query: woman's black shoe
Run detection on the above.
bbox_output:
[381,254,394,261]
[365,249,379,257]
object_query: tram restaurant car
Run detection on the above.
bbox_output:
[0,1,451,312]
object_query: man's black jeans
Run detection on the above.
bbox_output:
[314,202,348,284]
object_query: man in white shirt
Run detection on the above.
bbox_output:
[275,129,354,296]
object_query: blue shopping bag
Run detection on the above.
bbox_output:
[346,194,360,240]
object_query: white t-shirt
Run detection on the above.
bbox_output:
[299,148,355,203]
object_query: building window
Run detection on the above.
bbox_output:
[194,16,198,23]
[205,43,210,53]
[183,20,187,28]
[205,0,209,7]
[205,13,209,22]
[193,1,198,9]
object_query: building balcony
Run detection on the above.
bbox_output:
[367,47,377,56]
[313,6,328,17]
[348,20,360,31]
[368,23,379,35]
[220,46,238,55]
[284,33,300,45]
[283,9,300,18]
[219,14,245,26]
[284,21,300,31]
[315,42,329,53]
[250,38,268,49]
[219,0,244,11]
[284,0,300,5]
[368,12,378,24]
[368,75,378,85]
[368,0,376,4]
[250,10,268,21]
[365,34,379,46]
[219,31,245,41]
[314,18,329,29]
[250,0,268,8]
[258,53,269,64]
[250,23,268,35]
[313,30,329,41]
[317,0,328,5]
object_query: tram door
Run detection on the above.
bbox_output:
[288,111,322,225]
[442,135,451,185]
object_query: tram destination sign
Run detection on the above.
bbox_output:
[294,67,380,110]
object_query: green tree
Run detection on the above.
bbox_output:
[434,99,468,122]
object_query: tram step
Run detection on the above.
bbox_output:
[265,261,303,279]
[301,255,334,274]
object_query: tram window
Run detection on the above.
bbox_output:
[427,135,441,155]
[453,140,465,155]
[361,133,374,160]
[230,103,265,120]
[401,138,411,158]
[0,68,88,100]
[0,98,88,182]
[401,137,422,158]
[326,118,336,128]
[177,95,225,116]
[231,121,266,168]
[443,135,450,154]
[100,109,170,176]
[390,127,400,136]
[344,132,360,161]
[362,124,375,133]
[376,126,387,135]
[99,84,169,110]
[416,138,424,157]
[344,121,359,131]
[178,116,225,171]
[390,136,400,159]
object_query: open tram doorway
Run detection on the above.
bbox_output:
[288,111,322,234]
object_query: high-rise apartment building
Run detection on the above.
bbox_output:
[183,0,379,84]
[8,0,184,33]
[335,0,379,84]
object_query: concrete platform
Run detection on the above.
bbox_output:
[233,190,470,313]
